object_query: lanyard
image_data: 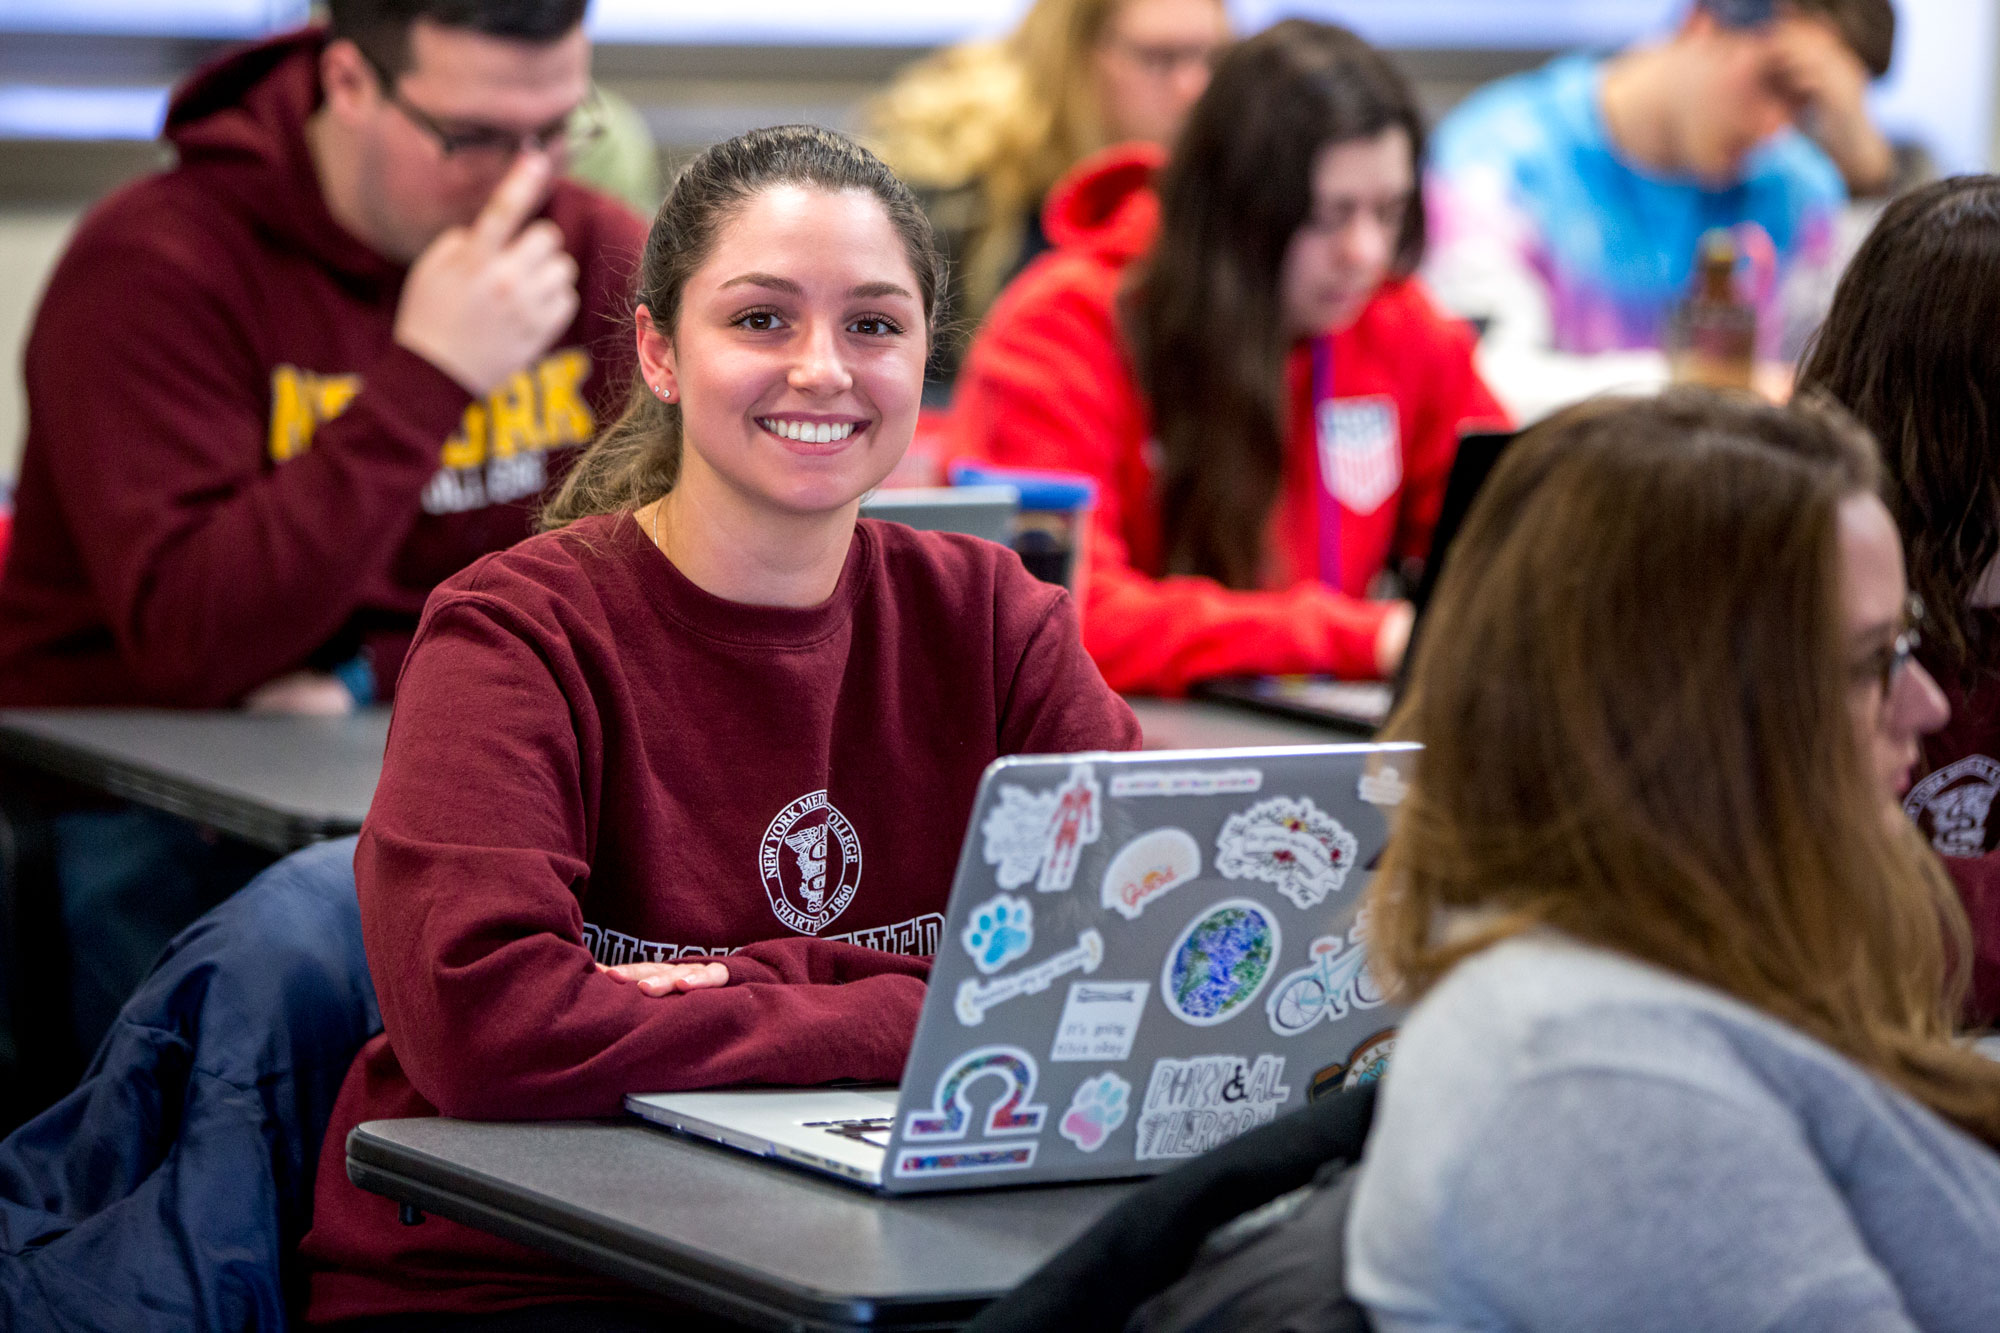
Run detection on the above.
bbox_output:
[1310,335,1342,590]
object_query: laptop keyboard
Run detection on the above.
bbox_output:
[803,1117,893,1147]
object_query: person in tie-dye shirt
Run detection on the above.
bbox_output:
[1425,0,1893,369]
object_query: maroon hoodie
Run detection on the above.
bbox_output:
[0,29,645,705]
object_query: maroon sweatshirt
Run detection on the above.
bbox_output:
[0,29,644,706]
[1903,626,2000,1026]
[301,514,1141,1320]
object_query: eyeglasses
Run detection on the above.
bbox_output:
[361,50,605,162]
[1851,592,1925,698]
[1101,36,1222,79]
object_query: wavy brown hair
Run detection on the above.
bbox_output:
[1797,175,2000,674]
[1371,390,2000,1147]
[1126,20,1425,589]
[539,125,942,529]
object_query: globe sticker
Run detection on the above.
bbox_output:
[1059,1072,1132,1153]
[981,764,1103,893]
[961,892,1034,975]
[1160,898,1281,1027]
[1100,828,1202,921]
[1215,796,1359,910]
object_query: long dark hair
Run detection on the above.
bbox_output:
[1797,175,2000,671]
[1125,19,1425,589]
[540,125,943,530]
[1376,388,2000,1148]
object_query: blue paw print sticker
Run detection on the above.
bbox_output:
[962,893,1034,975]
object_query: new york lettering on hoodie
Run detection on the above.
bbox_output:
[0,30,645,706]
[949,143,1509,695]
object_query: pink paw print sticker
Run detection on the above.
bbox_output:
[1059,1071,1131,1153]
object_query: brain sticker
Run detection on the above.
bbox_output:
[1101,828,1202,921]
[1214,796,1360,910]
[1059,1072,1131,1153]
[961,893,1034,975]
[1161,898,1281,1026]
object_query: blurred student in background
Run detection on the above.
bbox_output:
[1798,175,2000,1028]
[1425,0,1894,372]
[951,20,1506,695]
[867,0,1228,371]
[1349,392,2000,1331]
[301,124,1137,1326]
[0,0,643,1063]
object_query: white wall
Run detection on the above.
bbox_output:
[0,210,77,483]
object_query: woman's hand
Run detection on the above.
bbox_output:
[596,960,730,996]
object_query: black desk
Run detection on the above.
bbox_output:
[348,1117,1135,1332]
[0,708,390,853]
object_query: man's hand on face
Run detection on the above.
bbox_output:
[392,151,582,397]
[1769,18,1894,195]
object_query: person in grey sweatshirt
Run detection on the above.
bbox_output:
[1347,390,2000,1333]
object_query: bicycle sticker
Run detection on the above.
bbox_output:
[1050,980,1149,1062]
[1160,898,1281,1027]
[1215,795,1360,909]
[1265,926,1386,1037]
[1101,827,1202,921]
[1059,1071,1132,1152]
[1135,1053,1290,1160]
[956,929,1105,1025]
[960,892,1034,975]
[981,764,1103,893]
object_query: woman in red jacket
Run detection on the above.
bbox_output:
[1797,175,2000,1026]
[951,19,1507,694]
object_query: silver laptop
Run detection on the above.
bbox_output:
[627,743,1414,1193]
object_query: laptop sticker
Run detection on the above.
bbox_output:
[1108,767,1263,798]
[1215,796,1359,910]
[956,929,1105,1025]
[1161,899,1280,1027]
[961,892,1034,974]
[900,1044,1049,1177]
[981,764,1103,892]
[1050,980,1150,1062]
[1341,1030,1397,1091]
[1357,764,1410,808]
[1059,1071,1132,1152]
[1135,1053,1291,1160]
[1266,925,1386,1037]
[1101,827,1202,921]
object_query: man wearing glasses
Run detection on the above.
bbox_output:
[0,0,643,1067]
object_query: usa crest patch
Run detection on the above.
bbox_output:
[1317,396,1401,515]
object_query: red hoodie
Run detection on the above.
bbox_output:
[949,144,1507,695]
[1903,629,2000,1025]
[0,30,644,706]
[300,514,1141,1319]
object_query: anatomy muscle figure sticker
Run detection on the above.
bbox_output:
[1101,828,1202,921]
[981,764,1103,893]
[1050,980,1149,1062]
[1160,899,1280,1027]
[1214,796,1359,910]
[1059,1072,1132,1152]
[1135,1053,1291,1160]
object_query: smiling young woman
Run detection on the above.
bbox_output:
[299,126,1140,1328]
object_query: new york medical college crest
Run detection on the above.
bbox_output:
[760,790,863,933]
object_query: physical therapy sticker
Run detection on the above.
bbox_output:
[1101,828,1202,921]
[982,764,1103,893]
[1904,754,2000,858]
[1135,1053,1291,1161]
[895,1045,1047,1178]
[1108,768,1263,798]
[961,892,1034,975]
[1215,796,1359,910]
[1160,898,1280,1027]
[956,929,1105,1026]
[1050,980,1149,1062]
[1059,1072,1132,1153]
[758,790,862,934]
